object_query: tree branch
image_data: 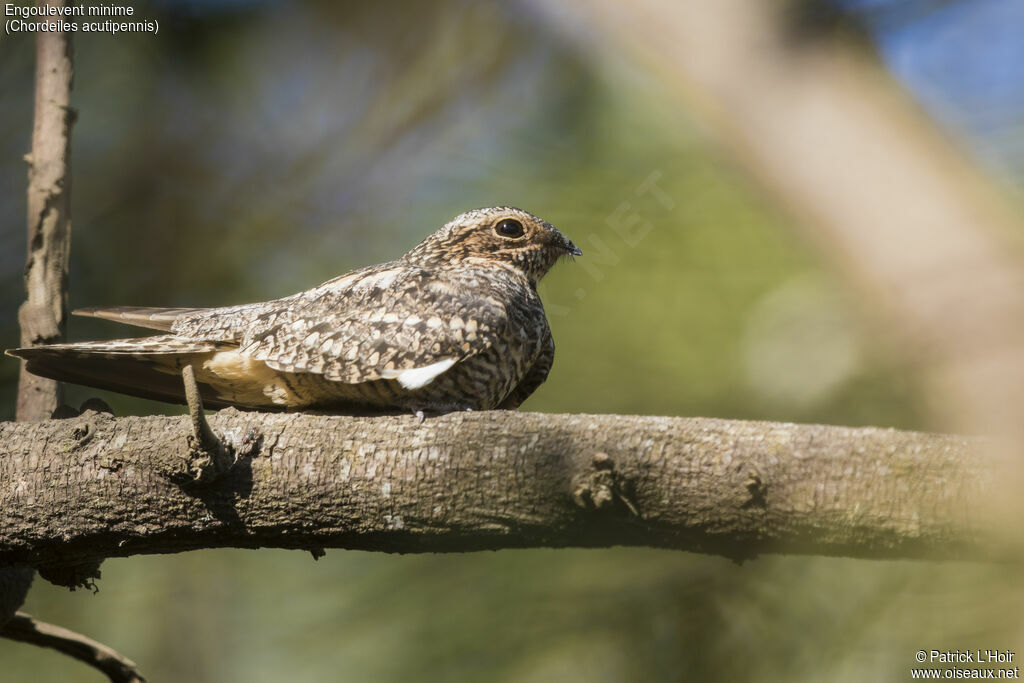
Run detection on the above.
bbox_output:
[0,612,145,683]
[0,410,1003,567]
[5,0,75,655]
[16,0,75,422]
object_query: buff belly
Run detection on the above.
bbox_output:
[187,348,518,411]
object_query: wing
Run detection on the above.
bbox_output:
[74,306,214,332]
[172,263,509,385]
[7,336,226,407]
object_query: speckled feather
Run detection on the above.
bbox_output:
[8,207,579,412]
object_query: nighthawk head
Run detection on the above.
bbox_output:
[403,207,581,283]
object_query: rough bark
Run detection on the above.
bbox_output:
[17,0,75,421]
[0,409,1003,569]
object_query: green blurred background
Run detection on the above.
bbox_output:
[1,1,1021,680]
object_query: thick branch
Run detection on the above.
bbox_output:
[0,410,1002,567]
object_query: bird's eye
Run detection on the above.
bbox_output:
[494,218,525,239]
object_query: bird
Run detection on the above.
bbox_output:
[7,207,580,415]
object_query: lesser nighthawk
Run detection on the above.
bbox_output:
[8,207,580,413]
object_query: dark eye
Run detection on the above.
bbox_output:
[494,218,525,239]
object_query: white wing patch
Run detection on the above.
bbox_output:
[380,358,456,389]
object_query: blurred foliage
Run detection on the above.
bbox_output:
[0,0,1017,681]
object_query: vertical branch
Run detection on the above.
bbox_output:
[3,12,144,683]
[3,0,75,647]
[16,0,75,421]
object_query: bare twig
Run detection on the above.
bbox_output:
[0,612,146,683]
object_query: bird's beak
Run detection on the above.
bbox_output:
[561,236,582,257]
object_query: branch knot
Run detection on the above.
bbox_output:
[572,452,640,517]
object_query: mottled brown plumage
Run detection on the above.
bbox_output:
[7,207,580,413]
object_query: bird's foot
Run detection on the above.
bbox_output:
[178,365,233,483]
[410,403,474,423]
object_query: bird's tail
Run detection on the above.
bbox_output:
[6,336,228,408]
[73,306,211,331]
